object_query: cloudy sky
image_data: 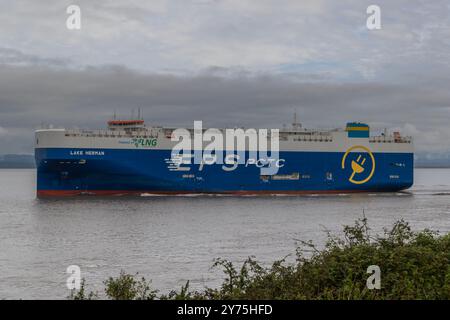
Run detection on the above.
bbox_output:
[1,0,450,154]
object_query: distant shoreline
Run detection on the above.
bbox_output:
[0,165,36,169]
[414,165,450,168]
[0,154,35,169]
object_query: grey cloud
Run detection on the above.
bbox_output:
[1,1,450,155]
[0,63,449,153]
[0,47,69,67]
[2,1,450,75]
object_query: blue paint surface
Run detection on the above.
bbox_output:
[35,148,414,193]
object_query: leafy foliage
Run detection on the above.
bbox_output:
[104,271,158,300]
[69,218,450,300]
[68,279,98,300]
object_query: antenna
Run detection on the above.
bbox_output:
[292,109,301,129]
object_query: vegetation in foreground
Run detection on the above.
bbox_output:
[70,218,450,300]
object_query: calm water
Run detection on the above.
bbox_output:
[0,168,449,299]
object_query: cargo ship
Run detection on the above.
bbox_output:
[35,117,413,197]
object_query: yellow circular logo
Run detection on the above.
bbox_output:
[341,145,375,185]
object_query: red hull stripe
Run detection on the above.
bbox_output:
[37,189,371,197]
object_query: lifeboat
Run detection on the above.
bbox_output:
[107,120,145,126]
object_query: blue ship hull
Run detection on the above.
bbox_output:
[35,148,414,196]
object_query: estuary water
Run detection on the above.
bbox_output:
[0,168,449,299]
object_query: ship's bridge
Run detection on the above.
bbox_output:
[107,119,145,132]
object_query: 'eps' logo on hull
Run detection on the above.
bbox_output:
[341,146,375,185]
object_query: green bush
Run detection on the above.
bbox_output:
[104,271,157,300]
[69,218,450,300]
